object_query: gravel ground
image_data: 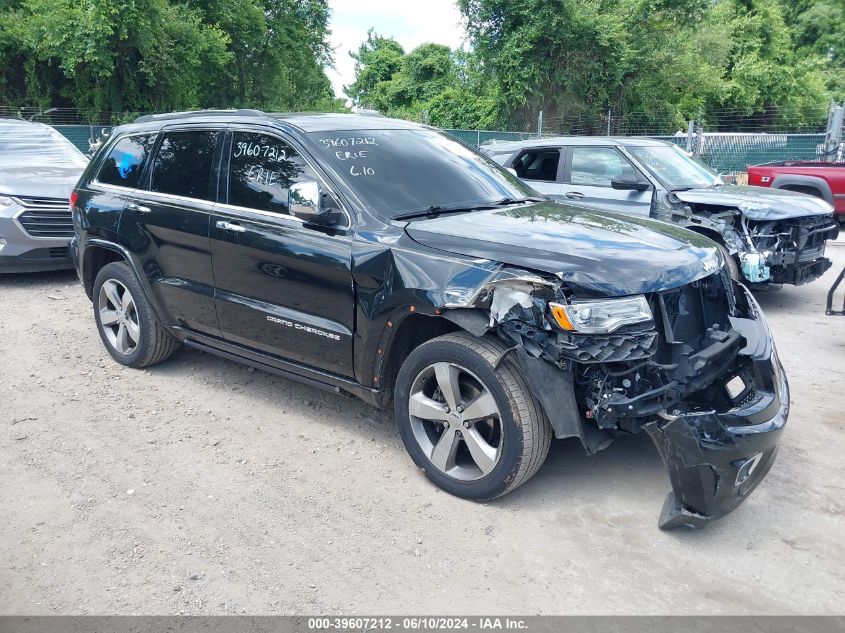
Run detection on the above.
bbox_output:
[1,245,844,616]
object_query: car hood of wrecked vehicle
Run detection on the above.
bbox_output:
[672,184,834,220]
[403,200,720,297]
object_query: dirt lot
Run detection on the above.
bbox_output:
[1,245,844,616]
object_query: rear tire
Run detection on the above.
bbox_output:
[394,332,551,500]
[93,261,180,368]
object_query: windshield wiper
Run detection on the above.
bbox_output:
[392,205,486,221]
[392,197,544,221]
[493,196,546,205]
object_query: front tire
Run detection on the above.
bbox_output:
[394,332,551,500]
[716,242,740,282]
[93,261,180,368]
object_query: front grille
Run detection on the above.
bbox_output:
[749,216,838,262]
[15,196,73,238]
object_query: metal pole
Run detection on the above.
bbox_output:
[686,120,695,153]
[824,100,844,161]
[838,101,845,162]
[607,108,612,136]
[694,108,704,158]
[537,110,543,137]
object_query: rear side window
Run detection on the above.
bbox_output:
[149,131,220,201]
[514,149,560,182]
[97,135,154,188]
[227,132,319,215]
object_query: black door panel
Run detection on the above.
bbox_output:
[210,127,354,377]
[121,193,219,335]
[119,128,223,336]
[210,206,354,376]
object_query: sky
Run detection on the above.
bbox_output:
[325,0,467,101]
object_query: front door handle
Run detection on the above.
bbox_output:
[564,191,585,200]
[216,220,246,233]
[126,202,151,214]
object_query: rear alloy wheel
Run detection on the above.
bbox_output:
[93,261,180,368]
[98,279,141,356]
[395,332,551,500]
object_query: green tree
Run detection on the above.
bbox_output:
[458,0,831,131]
[0,0,341,114]
[188,0,340,111]
[785,0,845,98]
[345,33,501,129]
[3,0,231,113]
[345,29,406,110]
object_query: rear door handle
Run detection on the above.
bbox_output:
[564,191,585,200]
[126,202,151,214]
[216,220,246,233]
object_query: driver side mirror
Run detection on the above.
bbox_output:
[289,181,335,224]
[611,177,651,191]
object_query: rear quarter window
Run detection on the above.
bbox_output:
[97,135,155,188]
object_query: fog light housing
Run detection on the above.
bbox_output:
[734,452,763,486]
[0,238,6,254]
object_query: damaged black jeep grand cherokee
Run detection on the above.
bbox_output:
[71,111,789,529]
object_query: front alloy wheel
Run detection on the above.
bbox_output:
[408,362,503,481]
[395,332,552,501]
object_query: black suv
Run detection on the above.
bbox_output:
[71,110,789,529]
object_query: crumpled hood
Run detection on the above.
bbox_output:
[405,201,720,297]
[673,184,834,220]
[0,164,85,200]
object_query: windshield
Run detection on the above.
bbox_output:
[628,144,722,191]
[0,122,88,168]
[306,128,537,219]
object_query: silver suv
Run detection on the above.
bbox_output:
[483,136,839,287]
[0,118,88,273]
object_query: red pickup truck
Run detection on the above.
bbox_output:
[747,161,845,222]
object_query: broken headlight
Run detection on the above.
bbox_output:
[549,295,653,334]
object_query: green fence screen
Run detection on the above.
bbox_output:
[54,124,825,177]
[54,125,113,154]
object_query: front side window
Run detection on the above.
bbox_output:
[227,132,318,215]
[149,130,220,201]
[97,135,155,188]
[569,147,644,187]
[515,149,560,182]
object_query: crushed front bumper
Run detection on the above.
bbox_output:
[766,218,839,285]
[645,290,789,529]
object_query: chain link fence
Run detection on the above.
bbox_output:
[3,105,841,177]
[441,104,843,181]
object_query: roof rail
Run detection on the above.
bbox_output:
[133,109,267,124]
